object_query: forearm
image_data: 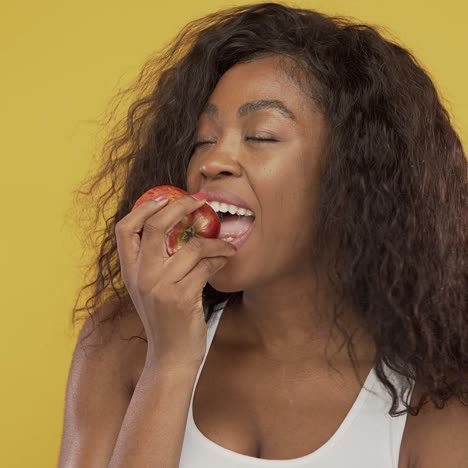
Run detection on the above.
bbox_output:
[108,364,200,468]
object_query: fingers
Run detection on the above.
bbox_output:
[138,196,208,266]
[163,236,237,284]
[115,194,234,295]
[115,197,169,285]
[176,254,230,300]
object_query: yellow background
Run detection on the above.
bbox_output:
[1,1,466,466]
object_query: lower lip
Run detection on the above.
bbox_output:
[220,219,255,252]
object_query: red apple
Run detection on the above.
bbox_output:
[131,185,221,256]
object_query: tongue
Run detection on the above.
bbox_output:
[218,214,254,239]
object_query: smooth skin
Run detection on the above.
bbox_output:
[186,53,468,466]
[58,54,468,467]
[61,194,236,468]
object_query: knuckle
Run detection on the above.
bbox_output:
[115,220,125,234]
[199,257,216,273]
[142,220,161,234]
[187,237,204,252]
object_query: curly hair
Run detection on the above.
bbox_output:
[68,2,467,417]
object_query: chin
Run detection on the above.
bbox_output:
[207,276,242,294]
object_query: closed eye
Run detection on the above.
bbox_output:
[247,137,278,143]
[193,137,278,148]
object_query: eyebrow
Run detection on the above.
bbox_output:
[201,99,297,123]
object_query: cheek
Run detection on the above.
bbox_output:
[271,196,318,249]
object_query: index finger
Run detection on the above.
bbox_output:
[115,197,170,279]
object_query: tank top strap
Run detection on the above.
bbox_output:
[189,299,229,407]
[206,299,229,348]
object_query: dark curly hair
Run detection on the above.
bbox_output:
[67,2,467,418]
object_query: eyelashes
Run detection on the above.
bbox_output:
[193,137,278,148]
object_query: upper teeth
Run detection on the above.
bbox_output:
[207,201,255,217]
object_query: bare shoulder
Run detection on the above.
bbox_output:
[75,300,146,392]
[59,300,146,466]
[400,381,468,468]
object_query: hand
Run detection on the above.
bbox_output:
[115,195,237,370]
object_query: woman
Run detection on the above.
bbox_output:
[59,3,468,467]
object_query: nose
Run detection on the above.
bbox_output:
[198,142,243,179]
[199,160,242,179]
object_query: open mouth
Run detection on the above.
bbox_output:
[217,212,256,251]
[217,212,256,230]
[217,212,255,221]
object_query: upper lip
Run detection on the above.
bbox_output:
[198,187,255,215]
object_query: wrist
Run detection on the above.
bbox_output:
[144,356,202,378]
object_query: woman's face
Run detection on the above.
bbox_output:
[187,54,328,292]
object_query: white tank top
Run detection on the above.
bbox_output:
[179,299,414,467]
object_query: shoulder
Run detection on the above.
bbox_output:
[402,381,468,468]
[77,300,142,350]
[76,299,147,394]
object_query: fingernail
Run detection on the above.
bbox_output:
[191,192,208,201]
[153,195,168,202]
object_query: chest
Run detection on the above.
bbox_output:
[192,347,378,461]
[125,327,415,466]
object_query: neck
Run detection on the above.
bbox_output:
[221,293,376,367]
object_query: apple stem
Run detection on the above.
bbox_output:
[182,225,196,242]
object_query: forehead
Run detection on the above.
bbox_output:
[204,55,314,120]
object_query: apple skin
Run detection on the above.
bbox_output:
[131,185,221,256]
